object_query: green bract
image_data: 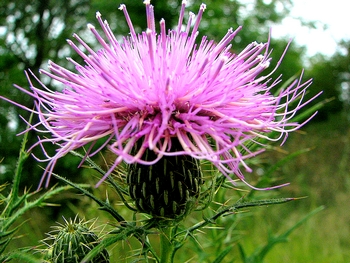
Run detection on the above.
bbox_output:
[46,217,109,263]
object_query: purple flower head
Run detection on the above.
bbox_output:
[3,1,317,188]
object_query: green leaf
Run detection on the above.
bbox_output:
[242,206,324,263]
[53,173,126,223]
[212,245,234,263]
[5,250,41,263]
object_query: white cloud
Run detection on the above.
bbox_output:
[273,0,350,56]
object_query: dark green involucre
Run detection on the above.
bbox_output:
[128,139,203,219]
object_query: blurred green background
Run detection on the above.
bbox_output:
[0,0,349,262]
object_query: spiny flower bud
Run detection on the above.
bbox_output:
[45,217,109,263]
[128,139,203,219]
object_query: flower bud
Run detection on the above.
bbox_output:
[46,217,109,263]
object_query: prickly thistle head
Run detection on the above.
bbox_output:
[128,139,203,219]
[44,217,109,263]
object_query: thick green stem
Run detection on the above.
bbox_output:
[160,227,175,263]
[11,119,31,203]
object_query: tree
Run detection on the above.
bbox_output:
[0,0,90,184]
[304,40,350,121]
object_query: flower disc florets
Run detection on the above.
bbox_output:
[2,1,316,188]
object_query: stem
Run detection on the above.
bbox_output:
[3,117,31,218]
[160,227,175,263]
[11,115,31,203]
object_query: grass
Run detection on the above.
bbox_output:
[233,112,350,263]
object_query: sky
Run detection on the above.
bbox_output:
[273,0,350,56]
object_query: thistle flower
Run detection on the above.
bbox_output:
[2,1,316,193]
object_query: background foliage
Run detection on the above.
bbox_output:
[0,0,349,262]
